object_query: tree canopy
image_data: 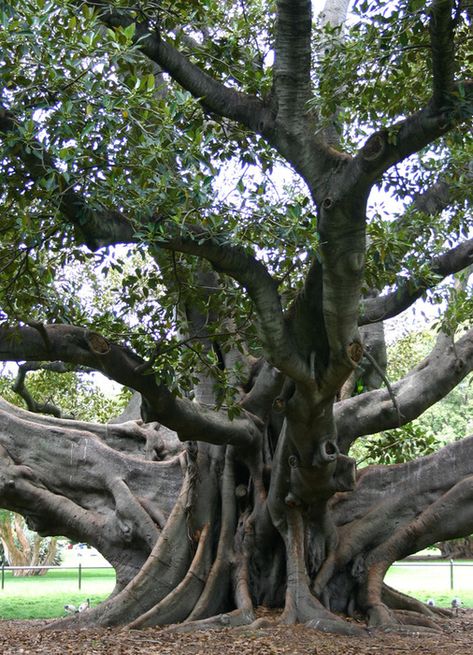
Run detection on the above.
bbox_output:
[0,0,472,636]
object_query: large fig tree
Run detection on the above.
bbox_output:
[0,0,472,634]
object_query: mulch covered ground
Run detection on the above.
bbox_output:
[2,611,472,655]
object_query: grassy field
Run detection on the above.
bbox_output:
[1,561,472,620]
[386,561,473,608]
[0,568,115,620]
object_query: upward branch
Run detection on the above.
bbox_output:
[274,0,313,131]
[85,1,273,134]
[355,0,471,186]
[356,78,473,186]
[429,0,457,108]
[360,237,473,324]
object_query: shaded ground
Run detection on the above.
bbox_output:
[2,610,472,655]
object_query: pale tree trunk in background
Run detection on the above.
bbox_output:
[0,512,58,576]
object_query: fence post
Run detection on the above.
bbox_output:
[78,563,82,590]
[450,559,454,590]
[1,563,4,590]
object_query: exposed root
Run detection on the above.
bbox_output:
[127,523,213,629]
[44,465,194,630]
[186,448,237,621]
[382,583,451,619]
[163,608,256,634]
[367,601,442,634]
[393,609,443,631]
[279,587,367,635]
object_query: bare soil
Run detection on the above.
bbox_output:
[2,610,473,655]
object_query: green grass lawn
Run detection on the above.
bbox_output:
[386,561,473,608]
[0,568,116,620]
[1,561,471,620]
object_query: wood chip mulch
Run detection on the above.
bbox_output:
[2,610,472,655]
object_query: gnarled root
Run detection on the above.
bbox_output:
[382,583,452,619]
[165,608,256,634]
[367,602,439,634]
[277,509,367,635]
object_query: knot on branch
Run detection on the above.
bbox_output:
[347,341,364,365]
[347,252,364,274]
[87,331,111,355]
[0,464,35,495]
[284,491,302,508]
[361,131,387,162]
[322,197,334,210]
[273,397,286,413]
[314,440,339,465]
[437,114,452,131]
[454,358,465,372]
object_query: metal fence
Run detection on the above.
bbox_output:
[391,559,473,590]
[0,564,114,590]
[1,560,472,592]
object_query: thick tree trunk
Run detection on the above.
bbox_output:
[0,394,469,633]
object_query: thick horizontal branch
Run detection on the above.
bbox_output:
[335,327,473,452]
[359,237,473,324]
[0,325,259,449]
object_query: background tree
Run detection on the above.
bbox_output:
[0,510,59,576]
[0,0,471,636]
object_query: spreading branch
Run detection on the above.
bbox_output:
[359,237,473,324]
[356,81,472,185]
[335,326,473,452]
[84,1,273,135]
[0,104,134,250]
[84,1,347,200]
[0,103,311,385]
[0,325,259,449]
